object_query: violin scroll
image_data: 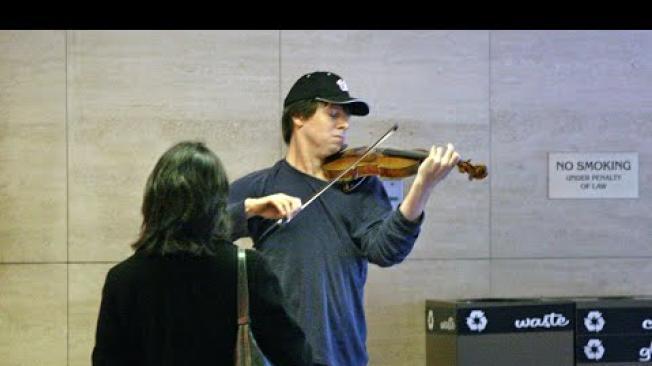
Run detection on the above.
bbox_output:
[457,159,488,181]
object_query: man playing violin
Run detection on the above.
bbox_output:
[227,71,460,366]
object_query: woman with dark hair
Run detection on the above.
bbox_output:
[92,141,313,366]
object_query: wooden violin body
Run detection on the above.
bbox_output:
[323,147,488,182]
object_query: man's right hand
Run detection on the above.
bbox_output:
[244,193,302,220]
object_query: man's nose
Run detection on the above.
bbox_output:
[337,117,349,130]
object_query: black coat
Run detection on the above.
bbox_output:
[92,242,313,365]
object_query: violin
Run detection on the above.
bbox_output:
[323,146,488,184]
[257,124,486,241]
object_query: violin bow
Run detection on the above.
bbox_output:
[257,123,398,243]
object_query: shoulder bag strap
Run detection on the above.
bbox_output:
[237,247,249,325]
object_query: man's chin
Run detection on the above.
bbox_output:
[332,142,347,154]
[322,145,343,159]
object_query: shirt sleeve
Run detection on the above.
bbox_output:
[351,178,424,267]
[227,173,257,241]
[227,169,271,242]
[227,200,248,241]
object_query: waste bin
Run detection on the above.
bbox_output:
[425,298,575,366]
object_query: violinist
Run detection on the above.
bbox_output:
[227,71,461,366]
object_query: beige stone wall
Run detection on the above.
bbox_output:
[1,30,651,365]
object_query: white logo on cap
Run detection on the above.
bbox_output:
[336,79,348,92]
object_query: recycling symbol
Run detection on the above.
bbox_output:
[466,310,488,332]
[584,310,606,332]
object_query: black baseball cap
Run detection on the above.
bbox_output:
[283,71,370,116]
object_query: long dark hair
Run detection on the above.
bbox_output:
[131,141,230,256]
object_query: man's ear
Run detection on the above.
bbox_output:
[292,115,305,129]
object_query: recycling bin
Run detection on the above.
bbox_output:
[575,296,652,365]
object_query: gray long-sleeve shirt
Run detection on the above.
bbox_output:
[228,159,423,366]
